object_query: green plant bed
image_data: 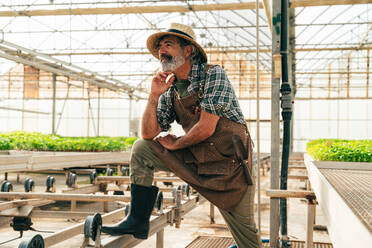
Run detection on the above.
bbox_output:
[306,139,372,163]
[0,131,138,152]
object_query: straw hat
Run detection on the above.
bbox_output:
[146,23,207,63]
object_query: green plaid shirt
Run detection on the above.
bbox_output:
[157,63,246,131]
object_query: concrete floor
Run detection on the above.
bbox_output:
[0,169,331,248]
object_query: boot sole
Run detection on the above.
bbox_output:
[101,228,148,239]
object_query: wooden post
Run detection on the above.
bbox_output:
[270,0,282,246]
[156,229,164,248]
[306,199,315,248]
[210,203,215,224]
[104,191,108,212]
[71,200,76,212]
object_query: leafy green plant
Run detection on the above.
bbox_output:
[0,131,138,152]
[306,139,372,162]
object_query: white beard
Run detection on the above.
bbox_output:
[160,52,186,72]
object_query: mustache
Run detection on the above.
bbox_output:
[160,54,172,61]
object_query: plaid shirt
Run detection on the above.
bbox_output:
[157,62,246,131]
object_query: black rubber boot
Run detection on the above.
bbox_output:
[101,184,159,239]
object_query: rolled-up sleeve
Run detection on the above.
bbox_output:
[199,65,234,117]
[156,90,176,131]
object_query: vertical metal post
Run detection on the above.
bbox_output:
[367,49,370,98]
[347,54,350,98]
[367,49,370,137]
[328,63,331,98]
[87,87,90,137]
[255,0,261,233]
[97,87,101,136]
[52,73,57,134]
[288,8,295,154]
[271,0,281,247]
[129,96,132,136]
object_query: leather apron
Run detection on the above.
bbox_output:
[147,69,252,211]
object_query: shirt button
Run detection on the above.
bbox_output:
[210,142,214,146]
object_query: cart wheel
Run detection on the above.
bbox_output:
[67,173,77,187]
[172,185,181,197]
[84,213,102,241]
[1,181,8,192]
[1,181,13,192]
[182,184,190,197]
[155,191,163,211]
[89,170,97,184]
[24,178,35,192]
[46,176,55,192]
[106,168,113,176]
[121,166,129,176]
[18,234,44,248]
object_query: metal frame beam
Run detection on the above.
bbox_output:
[43,46,372,56]
[0,40,147,99]
[290,0,372,7]
[0,3,263,17]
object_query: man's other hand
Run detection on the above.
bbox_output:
[156,134,179,150]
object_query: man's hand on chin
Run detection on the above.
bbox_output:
[156,134,179,150]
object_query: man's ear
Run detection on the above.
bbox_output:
[184,45,192,58]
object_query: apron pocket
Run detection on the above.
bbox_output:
[190,142,229,163]
[197,159,236,175]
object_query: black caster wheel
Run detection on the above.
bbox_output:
[121,166,129,176]
[67,173,77,187]
[1,181,13,192]
[172,185,181,197]
[106,168,113,176]
[46,176,55,192]
[18,234,44,248]
[182,184,190,197]
[24,178,35,192]
[84,213,102,242]
[89,170,97,184]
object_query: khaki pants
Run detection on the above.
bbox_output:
[130,139,261,248]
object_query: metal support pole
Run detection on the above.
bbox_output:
[367,49,370,98]
[289,8,296,154]
[97,87,101,136]
[347,54,350,98]
[129,96,133,136]
[255,0,261,233]
[52,73,57,134]
[271,0,281,247]
[87,87,90,137]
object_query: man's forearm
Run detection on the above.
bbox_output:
[141,94,162,139]
[174,124,209,149]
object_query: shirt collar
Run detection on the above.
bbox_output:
[187,62,206,83]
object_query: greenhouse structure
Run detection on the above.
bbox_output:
[0,1,371,248]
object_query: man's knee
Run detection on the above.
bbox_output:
[131,139,150,155]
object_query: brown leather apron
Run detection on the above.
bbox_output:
[147,69,252,211]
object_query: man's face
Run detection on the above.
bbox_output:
[158,36,186,72]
